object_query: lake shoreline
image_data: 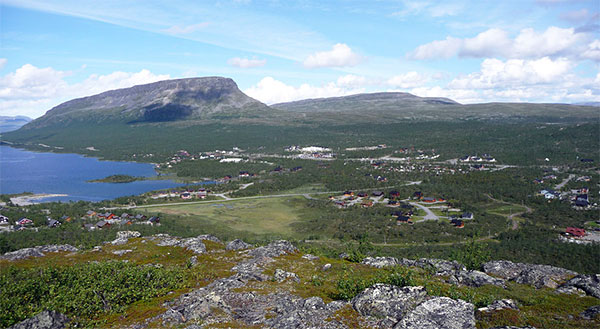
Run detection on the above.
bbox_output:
[10,193,69,206]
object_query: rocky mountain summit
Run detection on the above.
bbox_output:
[2,232,599,329]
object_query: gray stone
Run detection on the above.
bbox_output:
[555,285,587,297]
[352,284,427,327]
[1,245,78,261]
[225,239,252,251]
[559,274,600,299]
[274,269,300,283]
[450,270,506,288]
[395,297,475,329]
[301,253,319,261]
[478,299,518,312]
[399,258,466,275]
[248,240,298,259]
[321,263,332,271]
[580,305,600,320]
[189,256,198,267]
[197,234,221,243]
[338,252,349,259]
[150,234,206,254]
[361,256,399,268]
[112,249,133,256]
[110,230,141,245]
[8,310,68,329]
[483,260,576,289]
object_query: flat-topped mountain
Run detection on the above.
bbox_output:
[22,77,275,129]
[273,92,460,112]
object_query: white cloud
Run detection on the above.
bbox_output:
[336,74,368,88]
[227,57,266,68]
[560,9,590,22]
[244,76,365,104]
[0,58,7,70]
[0,64,170,118]
[387,72,427,89]
[163,22,210,35]
[579,39,600,61]
[303,43,363,68]
[409,26,595,61]
[392,1,463,18]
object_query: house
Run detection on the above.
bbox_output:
[575,198,589,207]
[0,215,9,225]
[389,191,400,199]
[461,212,474,220]
[120,219,133,225]
[580,158,594,163]
[328,196,335,200]
[450,218,464,228]
[47,218,61,228]
[148,216,160,225]
[437,197,446,202]
[239,171,251,178]
[422,197,436,203]
[413,191,423,199]
[181,192,192,200]
[357,192,368,198]
[223,175,233,180]
[397,216,413,224]
[84,223,96,231]
[387,200,399,206]
[96,220,110,229]
[120,213,130,219]
[343,191,354,197]
[372,191,384,197]
[376,176,388,182]
[273,166,283,172]
[86,210,97,217]
[135,214,147,220]
[291,166,303,172]
[334,201,346,208]
[566,227,586,237]
[361,200,374,208]
[60,215,71,222]
[16,218,33,226]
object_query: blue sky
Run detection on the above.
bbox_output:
[1,0,598,118]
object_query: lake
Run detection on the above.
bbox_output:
[0,146,188,203]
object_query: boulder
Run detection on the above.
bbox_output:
[394,297,475,329]
[274,269,300,283]
[483,260,576,289]
[112,249,133,256]
[580,305,600,320]
[8,310,68,329]
[352,284,427,327]
[361,256,399,268]
[1,245,78,261]
[559,274,600,299]
[248,240,298,259]
[555,285,587,297]
[110,230,141,245]
[449,270,506,288]
[301,254,319,261]
[321,263,332,271]
[478,299,519,312]
[399,258,465,275]
[226,239,252,251]
[151,234,206,254]
[197,234,221,243]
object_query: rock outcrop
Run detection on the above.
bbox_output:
[352,284,427,327]
[225,239,252,251]
[558,274,600,299]
[580,305,600,320]
[148,234,208,254]
[8,310,68,329]
[394,297,475,329]
[478,299,519,312]
[483,260,577,289]
[1,245,78,261]
[110,231,141,245]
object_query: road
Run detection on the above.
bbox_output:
[410,202,439,221]
[555,174,576,191]
[485,194,532,230]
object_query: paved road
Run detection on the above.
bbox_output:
[555,174,576,191]
[410,202,439,221]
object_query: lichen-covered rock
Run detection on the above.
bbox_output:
[580,305,600,320]
[555,285,587,297]
[110,231,141,245]
[301,254,319,261]
[483,260,576,289]
[189,255,198,267]
[248,240,298,259]
[225,239,252,251]
[8,310,68,329]
[274,269,300,283]
[449,270,506,288]
[197,234,221,243]
[150,234,206,254]
[352,284,427,327]
[478,299,518,312]
[361,256,399,268]
[1,245,78,261]
[559,274,600,299]
[321,263,332,271]
[394,297,475,329]
[399,258,466,275]
[112,249,133,256]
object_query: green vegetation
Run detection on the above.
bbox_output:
[88,174,142,183]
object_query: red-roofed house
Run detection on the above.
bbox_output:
[566,227,586,238]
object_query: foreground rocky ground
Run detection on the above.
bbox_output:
[2,231,599,329]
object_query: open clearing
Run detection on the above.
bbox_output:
[140,196,311,237]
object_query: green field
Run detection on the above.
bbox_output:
[140,197,313,237]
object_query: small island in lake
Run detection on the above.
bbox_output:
[88,174,143,183]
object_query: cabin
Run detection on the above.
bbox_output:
[461,212,474,220]
[47,218,61,228]
[291,166,303,172]
[334,201,346,208]
[397,216,413,224]
[580,159,594,163]
[273,166,283,172]
[239,171,251,178]
[83,223,96,231]
[96,220,110,229]
[148,216,160,225]
[389,191,400,199]
[181,192,192,200]
[422,197,436,203]
[372,191,384,197]
[223,175,233,180]
[120,219,133,226]
[343,191,354,197]
[566,227,586,237]
[16,218,33,226]
[377,176,388,182]
[413,191,423,199]
[135,214,147,220]
[357,192,368,198]
[86,210,97,217]
[361,200,374,208]
[575,198,589,207]
[387,200,399,206]
[328,196,335,200]
[450,218,464,228]
[60,215,71,222]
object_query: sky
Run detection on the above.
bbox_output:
[0,0,599,118]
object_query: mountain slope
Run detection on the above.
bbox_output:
[22,77,276,129]
[272,92,460,113]
[0,116,32,133]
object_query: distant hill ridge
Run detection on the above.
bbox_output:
[272,92,460,112]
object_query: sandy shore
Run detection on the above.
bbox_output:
[10,193,68,206]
